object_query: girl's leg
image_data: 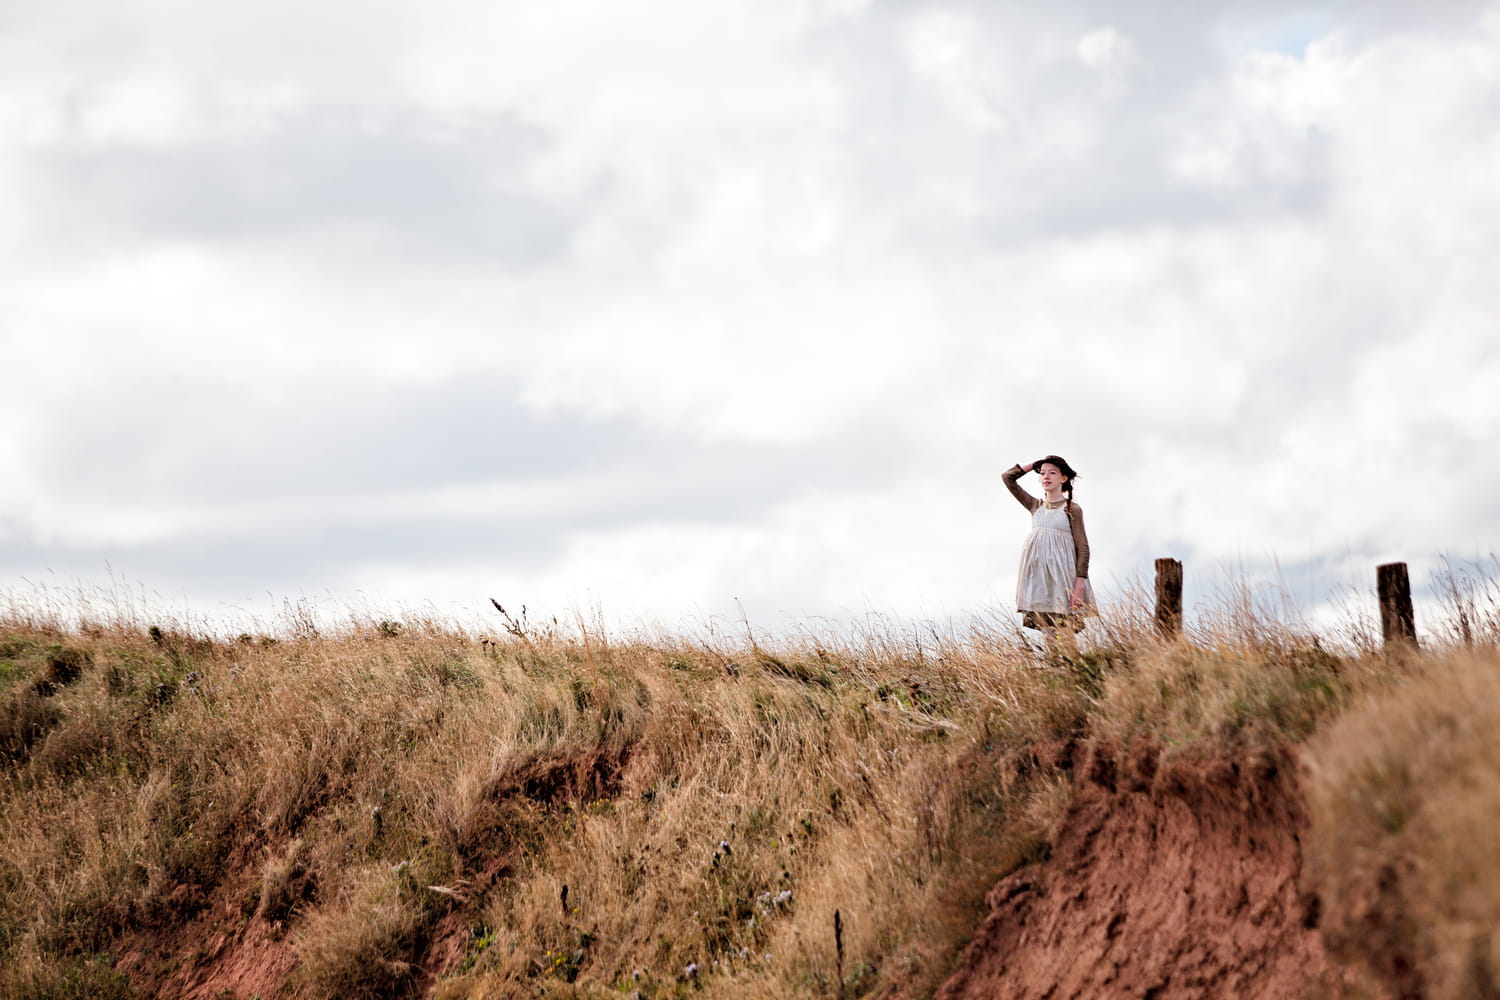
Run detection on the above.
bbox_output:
[1038,625,1065,666]
[1054,622,1080,660]
[1038,619,1080,666]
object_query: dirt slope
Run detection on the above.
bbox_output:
[111,740,1373,1000]
[937,742,1338,1000]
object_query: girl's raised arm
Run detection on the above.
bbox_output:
[1002,464,1040,513]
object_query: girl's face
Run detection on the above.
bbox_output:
[1038,462,1068,493]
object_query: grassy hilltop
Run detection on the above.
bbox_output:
[1,579,1498,999]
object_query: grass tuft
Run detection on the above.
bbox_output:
[1303,646,1500,1000]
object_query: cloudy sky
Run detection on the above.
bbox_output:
[3,0,1498,636]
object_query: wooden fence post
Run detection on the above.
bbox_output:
[1377,562,1417,647]
[1155,558,1183,638]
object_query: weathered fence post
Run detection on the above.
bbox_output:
[1377,562,1417,647]
[1155,558,1183,638]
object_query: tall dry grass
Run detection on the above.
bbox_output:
[1303,644,1500,1000]
[0,600,1089,1000]
[0,568,1494,1000]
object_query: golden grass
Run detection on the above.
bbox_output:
[0,610,1073,999]
[1303,644,1500,1000]
[0,576,1495,1000]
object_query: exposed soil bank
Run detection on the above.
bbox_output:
[938,742,1334,1000]
[110,740,1381,1000]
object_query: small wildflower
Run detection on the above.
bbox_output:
[685,962,700,978]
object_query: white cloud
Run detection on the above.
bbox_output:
[1077,25,1141,96]
[71,72,199,148]
[398,472,1010,629]
[903,10,1011,133]
[3,1,1499,630]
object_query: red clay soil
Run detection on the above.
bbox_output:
[112,749,622,1000]
[114,833,310,1000]
[114,837,302,1000]
[937,742,1340,1000]
[114,844,509,1000]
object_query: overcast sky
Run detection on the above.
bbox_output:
[3,0,1498,636]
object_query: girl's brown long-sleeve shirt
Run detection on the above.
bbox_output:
[1003,464,1091,579]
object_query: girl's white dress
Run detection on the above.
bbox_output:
[1017,503,1096,616]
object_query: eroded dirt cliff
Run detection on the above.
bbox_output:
[937,742,1343,1000]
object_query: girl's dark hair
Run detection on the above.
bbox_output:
[1035,454,1078,512]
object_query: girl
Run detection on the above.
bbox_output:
[1003,455,1095,637]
